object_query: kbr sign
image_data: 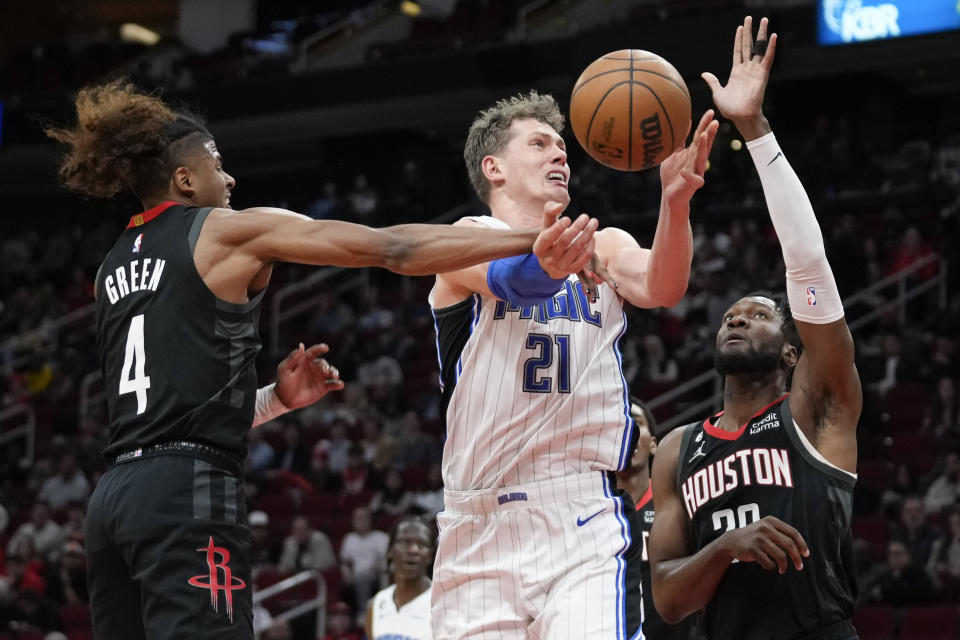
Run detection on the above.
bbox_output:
[819,0,960,45]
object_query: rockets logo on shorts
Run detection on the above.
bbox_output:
[806,286,817,306]
[132,233,143,253]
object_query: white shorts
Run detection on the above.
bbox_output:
[430,472,643,640]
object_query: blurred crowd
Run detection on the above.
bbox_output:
[2,3,960,636]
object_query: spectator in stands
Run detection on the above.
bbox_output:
[926,451,960,515]
[247,426,276,477]
[638,334,679,385]
[927,506,960,599]
[369,468,414,518]
[358,418,395,474]
[327,421,353,474]
[307,440,344,494]
[393,411,439,469]
[59,501,85,544]
[37,454,89,512]
[339,506,388,615]
[0,551,47,600]
[249,510,281,567]
[323,600,361,640]
[410,462,444,519]
[852,539,885,605]
[306,181,343,220]
[865,539,936,605]
[272,421,311,475]
[6,503,65,563]
[928,336,960,381]
[890,494,941,567]
[881,463,918,520]
[45,540,87,606]
[869,333,923,395]
[888,226,937,281]
[342,444,370,494]
[926,376,960,439]
[278,516,337,574]
[1,586,62,635]
[345,173,378,224]
[309,290,355,337]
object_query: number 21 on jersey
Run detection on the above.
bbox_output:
[522,333,570,393]
[119,314,151,414]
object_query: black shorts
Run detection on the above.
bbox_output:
[85,453,252,640]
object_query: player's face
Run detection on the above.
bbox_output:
[497,118,570,207]
[629,404,656,467]
[714,296,786,376]
[187,140,235,209]
[389,522,433,582]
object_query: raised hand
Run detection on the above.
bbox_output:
[659,109,719,207]
[701,16,777,129]
[274,343,344,409]
[534,200,599,279]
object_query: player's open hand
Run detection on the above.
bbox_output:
[274,343,344,409]
[701,16,777,124]
[534,200,599,279]
[722,515,809,574]
[659,109,718,207]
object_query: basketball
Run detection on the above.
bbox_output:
[570,50,691,171]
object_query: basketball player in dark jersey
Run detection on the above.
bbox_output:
[45,81,599,640]
[648,17,862,640]
[616,399,700,640]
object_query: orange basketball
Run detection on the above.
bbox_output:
[570,50,691,171]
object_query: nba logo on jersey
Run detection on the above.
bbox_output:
[132,233,143,253]
[806,286,816,306]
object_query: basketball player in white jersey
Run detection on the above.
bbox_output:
[366,517,435,640]
[429,91,718,638]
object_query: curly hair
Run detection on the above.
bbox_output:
[44,81,212,199]
[463,90,564,204]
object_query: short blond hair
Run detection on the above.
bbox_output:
[463,91,564,203]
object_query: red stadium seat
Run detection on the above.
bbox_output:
[898,604,959,640]
[883,385,929,433]
[852,515,889,559]
[60,602,92,631]
[852,604,895,640]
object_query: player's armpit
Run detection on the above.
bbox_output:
[788,318,862,473]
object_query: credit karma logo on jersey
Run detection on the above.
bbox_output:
[819,0,960,45]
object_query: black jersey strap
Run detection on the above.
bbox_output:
[187,207,214,256]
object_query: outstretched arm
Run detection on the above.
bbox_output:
[597,110,718,308]
[703,16,861,469]
[221,208,544,276]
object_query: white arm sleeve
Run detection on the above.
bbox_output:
[746,132,844,325]
[253,383,288,428]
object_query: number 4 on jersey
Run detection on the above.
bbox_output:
[119,314,151,414]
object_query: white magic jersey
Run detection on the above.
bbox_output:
[370,584,433,640]
[430,216,634,492]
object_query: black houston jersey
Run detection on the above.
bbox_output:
[675,395,857,640]
[96,202,264,461]
[635,484,700,640]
